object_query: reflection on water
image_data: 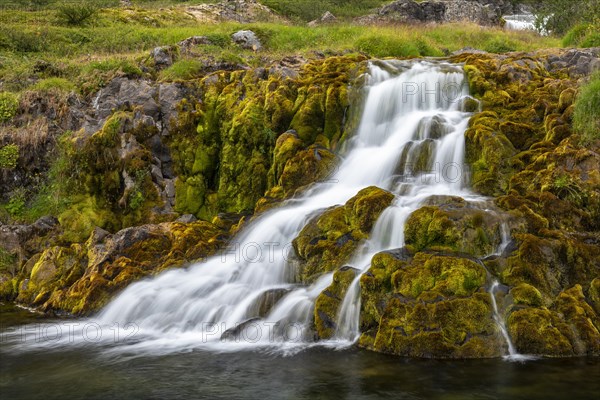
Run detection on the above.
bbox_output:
[1,307,599,400]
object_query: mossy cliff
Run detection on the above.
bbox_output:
[355,49,600,358]
[1,47,598,358]
[357,249,502,358]
[314,49,600,358]
[169,55,366,220]
[0,55,366,314]
[1,221,226,315]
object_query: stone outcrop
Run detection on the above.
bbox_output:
[292,186,394,283]
[2,220,226,315]
[356,0,513,26]
[186,0,285,24]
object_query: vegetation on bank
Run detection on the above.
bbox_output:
[0,3,560,93]
[573,72,600,144]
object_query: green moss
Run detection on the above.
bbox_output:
[404,201,502,257]
[358,250,502,358]
[510,283,543,307]
[0,92,19,122]
[0,143,19,169]
[33,77,76,93]
[314,266,359,339]
[159,59,203,81]
[293,186,394,282]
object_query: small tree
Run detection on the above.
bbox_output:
[56,2,99,26]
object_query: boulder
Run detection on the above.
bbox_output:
[292,186,394,282]
[359,249,503,358]
[232,30,262,51]
[314,265,359,339]
[308,11,337,27]
[151,46,175,69]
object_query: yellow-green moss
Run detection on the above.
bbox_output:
[292,186,394,282]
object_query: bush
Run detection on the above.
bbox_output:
[483,38,517,53]
[561,23,590,47]
[573,72,600,144]
[5,191,26,218]
[56,2,99,26]
[0,144,19,169]
[0,92,19,123]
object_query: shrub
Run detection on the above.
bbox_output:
[0,92,19,123]
[573,72,600,144]
[56,2,99,26]
[483,38,517,53]
[5,191,26,218]
[0,144,19,169]
[561,23,590,47]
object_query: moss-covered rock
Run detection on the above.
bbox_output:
[313,266,360,339]
[359,250,503,358]
[404,197,505,257]
[6,220,225,315]
[170,55,366,220]
[507,284,600,356]
[292,186,394,282]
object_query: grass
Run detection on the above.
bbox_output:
[0,5,559,93]
[573,71,600,145]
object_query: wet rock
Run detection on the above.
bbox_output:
[359,250,503,358]
[232,30,262,51]
[292,186,394,282]
[404,198,508,257]
[248,288,291,317]
[9,220,225,315]
[221,318,261,341]
[314,266,359,339]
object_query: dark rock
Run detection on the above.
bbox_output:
[151,46,174,69]
[248,288,291,317]
[178,36,211,52]
[221,317,261,341]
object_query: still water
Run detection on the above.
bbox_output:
[1,305,598,400]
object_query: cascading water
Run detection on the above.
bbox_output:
[5,60,520,359]
[92,60,476,354]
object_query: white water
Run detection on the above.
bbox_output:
[95,60,476,353]
[5,60,522,358]
[489,280,533,361]
[503,13,549,36]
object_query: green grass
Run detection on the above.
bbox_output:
[573,72,600,145]
[0,4,560,94]
[159,59,204,80]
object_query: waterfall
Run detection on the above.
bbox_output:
[503,14,549,35]
[8,60,502,356]
[89,60,476,353]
